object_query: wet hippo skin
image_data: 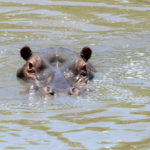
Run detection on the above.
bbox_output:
[17,46,96,96]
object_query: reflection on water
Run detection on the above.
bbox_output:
[0,0,150,149]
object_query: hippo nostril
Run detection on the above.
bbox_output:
[43,86,55,95]
[69,87,79,95]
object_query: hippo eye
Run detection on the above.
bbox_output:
[83,66,87,73]
[27,62,35,73]
[29,63,33,69]
[80,66,87,76]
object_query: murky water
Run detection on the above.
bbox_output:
[0,0,150,149]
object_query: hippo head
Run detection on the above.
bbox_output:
[17,46,95,96]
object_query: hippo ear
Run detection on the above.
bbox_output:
[80,47,92,62]
[20,46,32,60]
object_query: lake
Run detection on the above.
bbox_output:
[0,0,150,149]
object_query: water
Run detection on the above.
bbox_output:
[0,0,150,149]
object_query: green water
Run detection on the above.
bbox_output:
[0,0,150,149]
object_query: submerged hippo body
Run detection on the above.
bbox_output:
[17,46,96,96]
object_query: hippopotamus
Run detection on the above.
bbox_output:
[17,46,95,96]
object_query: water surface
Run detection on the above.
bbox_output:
[0,0,150,149]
